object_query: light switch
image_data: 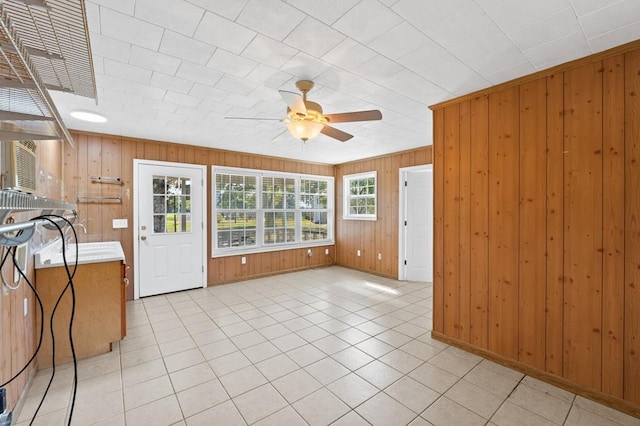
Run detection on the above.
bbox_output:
[112,219,128,229]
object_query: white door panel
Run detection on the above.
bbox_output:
[402,167,433,282]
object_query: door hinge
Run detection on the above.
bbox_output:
[202,265,204,273]
[404,181,407,187]
[404,260,407,265]
[404,220,407,226]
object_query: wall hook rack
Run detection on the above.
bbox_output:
[91,176,123,185]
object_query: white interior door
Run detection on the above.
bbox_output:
[135,161,206,298]
[401,167,433,282]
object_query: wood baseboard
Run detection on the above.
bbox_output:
[431,331,640,419]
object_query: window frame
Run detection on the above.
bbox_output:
[212,166,334,257]
[342,171,377,221]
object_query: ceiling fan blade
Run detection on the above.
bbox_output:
[321,125,353,142]
[278,90,307,116]
[224,116,283,121]
[324,109,382,123]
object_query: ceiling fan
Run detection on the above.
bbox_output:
[225,80,382,142]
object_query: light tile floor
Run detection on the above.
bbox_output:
[14,266,640,425]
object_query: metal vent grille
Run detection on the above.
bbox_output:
[13,140,36,192]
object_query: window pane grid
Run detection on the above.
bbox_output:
[344,172,377,220]
[152,175,193,233]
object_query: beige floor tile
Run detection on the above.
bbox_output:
[317,318,350,333]
[337,313,368,326]
[491,401,556,426]
[158,335,196,357]
[247,315,278,329]
[422,397,487,426]
[463,364,520,399]
[155,326,190,345]
[16,408,68,426]
[124,375,174,410]
[164,348,206,373]
[331,410,371,426]
[356,321,388,336]
[379,349,423,374]
[408,363,458,394]
[241,341,281,363]
[119,333,158,354]
[220,321,253,337]
[17,385,72,421]
[332,346,375,371]
[335,327,371,345]
[209,351,252,376]
[356,360,404,389]
[199,338,237,360]
[231,330,267,349]
[255,353,299,381]
[564,405,621,426]
[445,379,504,419]
[282,316,314,331]
[89,412,125,426]
[218,365,267,398]
[253,406,307,426]
[327,373,379,408]
[120,344,162,368]
[69,389,124,425]
[508,383,572,424]
[125,395,183,426]
[386,376,440,414]
[313,335,351,355]
[356,392,417,426]
[190,328,227,346]
[356,337,395,358]
[296,324,332,342]
[399,340,443,361]
[74,370,122,402]
[122,358,167,388]
[169,362,216,393]
[376,329,414,347]
[257,323,290,340]
[428,349,479,377]
[233,384,288,424]
[271,369,323,403]
[520,376,574,403]
[293,388,350,426]
[394,322,429,339]
[286,343,327,367]
[270,332,307,352]
[305,357,351,385]
[408,416,433,426]
[176,379,229,418]
[573,396,640,426]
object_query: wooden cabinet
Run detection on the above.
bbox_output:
[35,260,126,367]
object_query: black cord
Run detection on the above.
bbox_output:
[27,216,78,426]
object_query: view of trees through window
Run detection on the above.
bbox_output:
[214,168,333,253]
[153,175,192,233]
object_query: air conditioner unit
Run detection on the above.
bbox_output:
[1,139,37,194]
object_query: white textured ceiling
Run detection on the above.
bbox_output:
[51,0,640,164]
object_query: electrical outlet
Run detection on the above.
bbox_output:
[357,250,361,257]
[23,298,27,317]
[307,249,312,257]
[112,218,128,229]
[377,253,382,260]
[241,256,246,265]
[325,248,329,255]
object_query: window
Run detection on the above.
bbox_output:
[343,171,377,220]
[153,175,192,233]
[213,167,334,256]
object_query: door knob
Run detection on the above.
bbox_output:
[141,236,147,241]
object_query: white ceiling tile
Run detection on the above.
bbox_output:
[285,0,359,25]
[125,81,166,100]
[391,0,473,34]
[251,99,284,115]
[188,0,249,20]
[588,20,640,52]
[468,45,530,78]
[237,0,306,41]
[143,98,179,113]
[189,83,228,101]
[368,22,430,60]
[333,0,403,45]
[570,0,620,17]
[355,54,404,80]
[86,2,100,33]
[246,64,294,89]
[280,52,332,80]
[135,0,204,36]
[129,46,182,75]
[159,31,215,65]
[89,33,131,63]
[177,104,214,118]
[314,70,380,99]
[485,60,536,85]
[101,87,144,106]
[94,73,126,92]
[164,91,202,107]
[90,0,134,15]
[208,49,258,77]
[284,17,346,57]
[176,62,224,86]
[103,59,152,84]
[477,0,571,34]
[250,86,282,103]
[524,31,592,69]
[123,103,157,117]
[157,109,189,124]
[579,0,640,39]
[194,12,257,54]
[150,72,194,93]
[509,8,581,51]
[322,38,377,73]
[93,57,104,74]
[100,7,163,50]
[215,74,260,95]
[243,35,299,69]
[223,93,260,109]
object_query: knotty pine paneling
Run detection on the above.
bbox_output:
[335,147,432,279]
[64,132,335,299]
[430,43,640,416]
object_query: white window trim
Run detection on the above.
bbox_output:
[212,166,334,257]
[343,171,377,221]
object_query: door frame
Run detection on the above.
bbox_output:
[133,159,208,299]
[398,164,433,281]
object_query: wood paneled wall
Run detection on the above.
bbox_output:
[335,147,432,278]
[1,140,63,411]
[431,43,640,416]
[63,132,335,299]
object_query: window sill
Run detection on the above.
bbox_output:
[342,216,377,221]
[212,240,335,258]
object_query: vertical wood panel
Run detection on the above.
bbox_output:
[545,72,565,375]
[602,55,625,398]
[563,62,603,390]
[488,86,520,359]
[518,79,547,369]
[433,111,445,333]
[624,49,640,404]
[469,95,489,348]
[443,104,461,338]
[459,101,471,342]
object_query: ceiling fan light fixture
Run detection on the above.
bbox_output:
[287,120,324,142]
